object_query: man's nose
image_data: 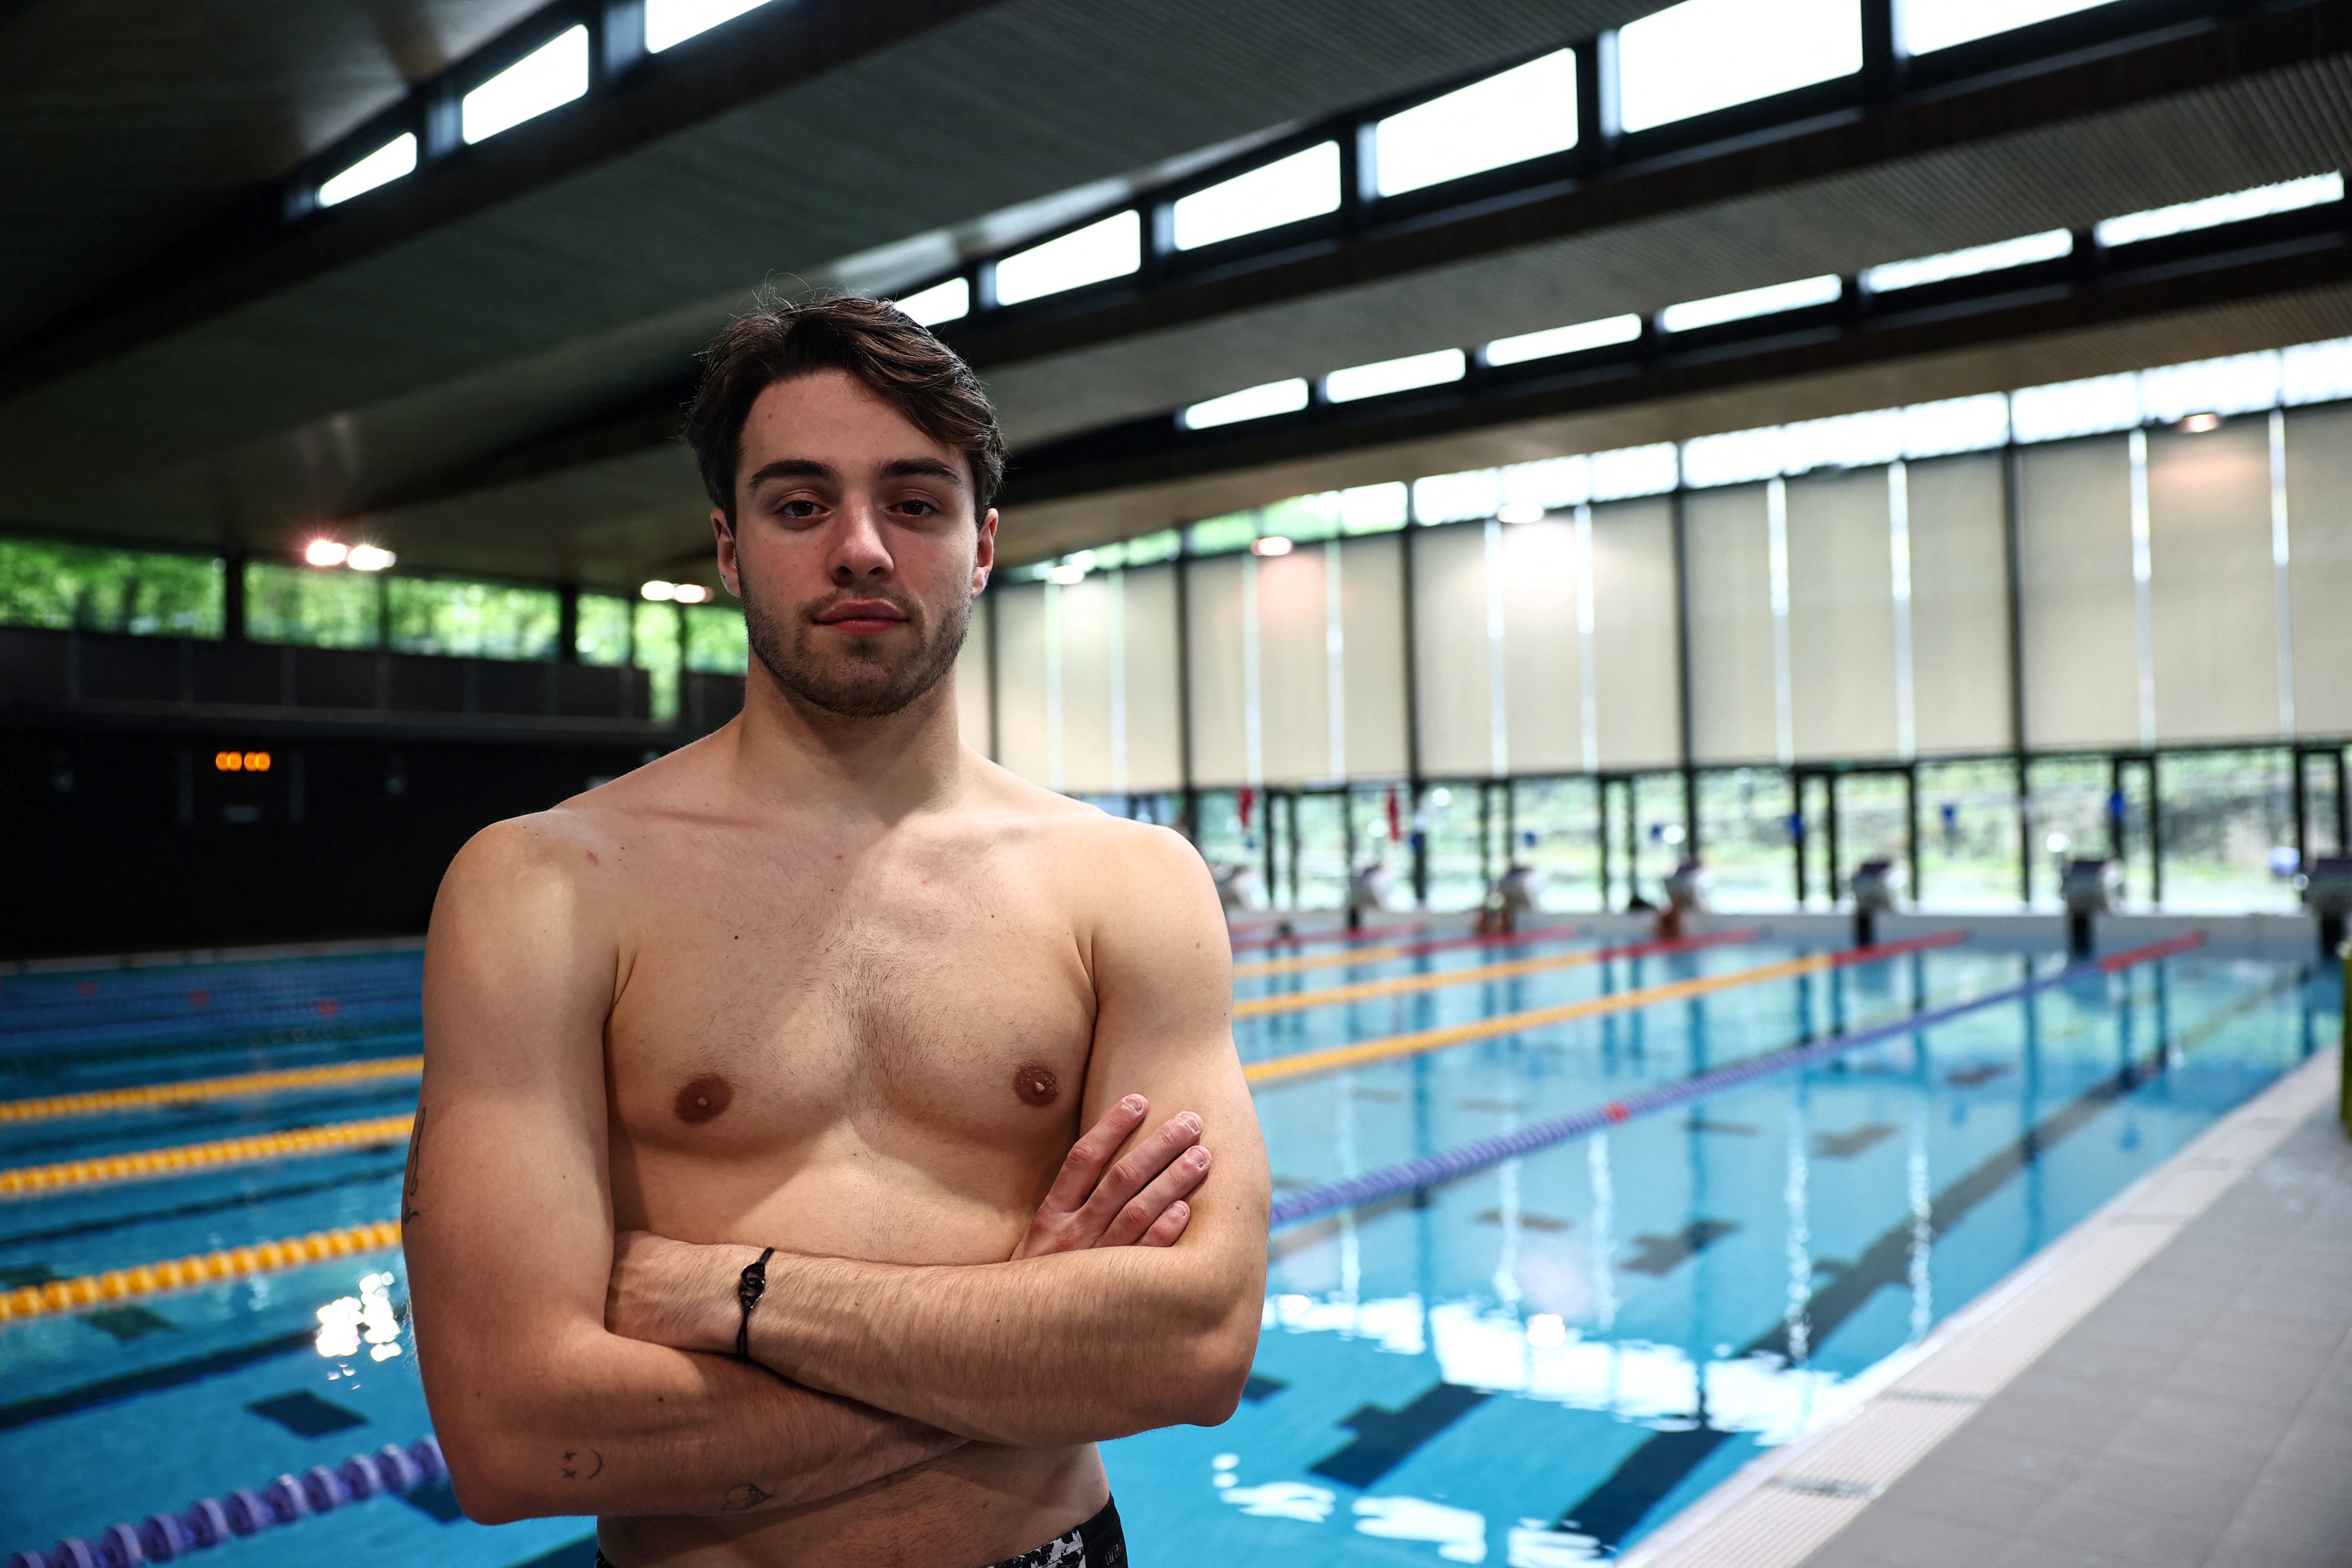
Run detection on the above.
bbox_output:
[830,498,893,581]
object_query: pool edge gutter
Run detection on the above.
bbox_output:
[1617,1040,2345,1568]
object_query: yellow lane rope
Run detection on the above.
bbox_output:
[1243,947,1862,1085]
[0,1218,403,1323]
[0,1114,414,1197]
[1236,942,1418,980]
[0,1056,422,1126]
[1238,943,1641,1019]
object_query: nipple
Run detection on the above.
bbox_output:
[1012,1063,1059,1107]
[674,1074,734,1124]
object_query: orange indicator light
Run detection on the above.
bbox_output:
[213,751,272,773]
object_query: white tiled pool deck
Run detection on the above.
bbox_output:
[1629,1045,2352,1568]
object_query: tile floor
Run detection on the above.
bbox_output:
[1802,1107,2352,1568]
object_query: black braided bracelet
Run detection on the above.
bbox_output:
[735,1247,775,1359]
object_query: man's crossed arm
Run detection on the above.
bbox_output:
[408,819,1267,1525]
[604,826,1270,1452]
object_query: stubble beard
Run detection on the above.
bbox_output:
[741,572,971,720]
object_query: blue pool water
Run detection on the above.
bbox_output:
[0,930,2332,1566]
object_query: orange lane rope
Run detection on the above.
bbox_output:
[0,1114,415,1198]
[1234,933,1743,1020]
[1232,924,1585,980]
[1241,930,1965,1086]
[0,1056,422,1126]
[0,1218,403,1323]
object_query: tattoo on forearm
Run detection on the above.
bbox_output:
[402,1105,426,1222]
[721,1483,773,1512]
[561,1448,604,1482]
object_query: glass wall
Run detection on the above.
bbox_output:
[576,593,633,664]
[0,537,223,637]
[1512,776,1601,913]
[386,578,559,659]
[2158,748,2298,912]
[247,561,381,649]
[1694,768,1791,911]
[1916,759,2020,909]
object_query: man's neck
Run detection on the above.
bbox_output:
[728,664,968,822]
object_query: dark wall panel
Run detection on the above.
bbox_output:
[0,723,659,959]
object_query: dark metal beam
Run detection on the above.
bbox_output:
[0,0,1000,402]
[356,0,2349,519]
[943,0,2338,370]
[997,207,2352,505]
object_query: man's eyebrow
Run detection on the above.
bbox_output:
[882,457,966,489]
[744,458,837,489]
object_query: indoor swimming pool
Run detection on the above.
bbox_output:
[0,926,2332,1567]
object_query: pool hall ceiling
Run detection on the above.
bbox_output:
[0,0,2347,586]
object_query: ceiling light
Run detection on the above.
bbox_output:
[317,134,417,208]
[1372,51,1579,198]
[640,580,677,601]
[304,539,350,568]
[345,544,396,571]
[1485,314,1641,367]
[2096,172,2343,249]
[1173,142,1341,250]
[992,211,1142,307]
[896,277,970,328]
[1047,562,1088,585]
[1659,274,1842,334]
[644,0,771,53]
[670,583,713,603]
[1325,348,1466,403]
[461,26,589,145]
[1182,378,1310,430]
[2180,412,2222,433]
[1496,502,1546,524]
[1862,229,2073,293]
[1251,536,1294,557]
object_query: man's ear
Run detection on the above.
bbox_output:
[713,510,741,599]
[972,507,998,595]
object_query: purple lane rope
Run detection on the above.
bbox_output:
[9,1435,446,1568]
[1267,932,2209,1230]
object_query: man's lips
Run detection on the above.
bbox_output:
[816,602,907,635]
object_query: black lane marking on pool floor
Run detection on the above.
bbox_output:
[249,1390,368,1437]
[1310,1382,1492,1488]
[0,1329,315,1430]
[1555,969,2303,1552]
[0,1160,408,1252]
[1241,1373,1289,1402]
[1619,1220,1739,1276]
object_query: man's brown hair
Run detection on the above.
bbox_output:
[686,294,1004,526]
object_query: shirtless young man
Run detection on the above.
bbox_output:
[404,296,1270,1568]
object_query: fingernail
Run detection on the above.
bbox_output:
[1189,1147,1211,1167]
[1180,1112,1202,1134]
[1122,1094,1147,1113]
[1169,1202,1188,1218]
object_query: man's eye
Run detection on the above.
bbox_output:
[898,498,938,517]
[780,500,820,519]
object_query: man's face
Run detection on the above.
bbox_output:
[715,368,995,720]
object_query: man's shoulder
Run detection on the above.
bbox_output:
[969,760,1199,871]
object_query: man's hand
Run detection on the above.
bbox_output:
[609,1094,1214,1353]
[1012,1093,1212,1258]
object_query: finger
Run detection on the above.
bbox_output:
[1070,1111,1201,1238]
[1095,1139,1212,1249]
[1138,1200,1191,1247]
[1037,1094,1149,1215]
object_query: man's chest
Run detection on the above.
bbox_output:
[603,860,1099,1163]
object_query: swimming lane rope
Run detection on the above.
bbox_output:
[7,1435,448,1568]
[0,1219,403,1323]
[1235,928,1753,1018]
[0,1115,414,1197]
[0,1057,422,1126]
[1265,931,2209,1228]
[1241,928,1966,1085]
[1233,923,1588,979]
